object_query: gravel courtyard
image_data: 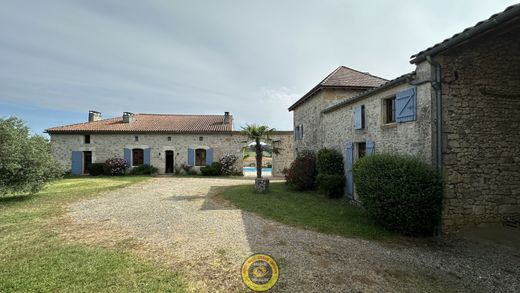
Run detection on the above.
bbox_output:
[65,177,520,292]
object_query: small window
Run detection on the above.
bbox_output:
[357,142,366,158]
[132,148,144,166]
[134,136,139,142]
[294,125,299,141]
[199,136,203,141]
[195,148,206,166]
[361,105,365,129]
[167,136,172,141]
[384,96,396,124]
[84,135,90,144]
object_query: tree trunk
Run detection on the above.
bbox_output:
[255,138,262,178]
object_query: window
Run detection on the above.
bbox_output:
[361,105,365,128]
[167,136,172,141]
[294,125,299,141]
[199,136,203,141]
[134,136,139,142]
[195,149,206,166]
[384,96,396,123]
[357,142,366,159]
[132,148,144,166]
[354,105,365,129]
[84,135,90,144]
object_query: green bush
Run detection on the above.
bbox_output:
[353,154,443,236]
[88,163,105,176]
[316,174,345,198]
[316,148,344,175]
[201,162,223,176]
[129,164,158,175]
[283,151,316,190]
[0,117,64,195]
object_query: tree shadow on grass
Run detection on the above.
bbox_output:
[0,193,37,205]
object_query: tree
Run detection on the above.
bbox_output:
[240,124,277,179]
[0,117,64,195]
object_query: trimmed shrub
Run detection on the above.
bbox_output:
[104,157,128,176]
[129,164,158,175]
[316,174,345,198]
[316,148,344,175]
[353,154,443,236]
[88,163,106,176]
[284,150,316,190]
[219,154,239,175]
[201,162,223,176]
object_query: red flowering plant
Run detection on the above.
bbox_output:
[104,156,128,176]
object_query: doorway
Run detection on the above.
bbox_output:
[83,151,92,174]
[165,150,174,174]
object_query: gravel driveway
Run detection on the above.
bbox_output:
[66,177,520,292]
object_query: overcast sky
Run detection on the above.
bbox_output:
[1,0,517,134]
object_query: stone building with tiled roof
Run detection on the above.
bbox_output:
[46,111,294,176]
[290,4,520,232]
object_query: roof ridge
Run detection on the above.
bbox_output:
[338,65,388,82]
[136,113,230,116]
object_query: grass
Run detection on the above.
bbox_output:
[0,177,186,292]
[220,182,394,240]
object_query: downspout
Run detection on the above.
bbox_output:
[426,55,443,170]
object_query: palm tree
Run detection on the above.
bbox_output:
[241,124,277,179]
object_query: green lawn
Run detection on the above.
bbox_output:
[0,177,185,293]
[220,182,393,240]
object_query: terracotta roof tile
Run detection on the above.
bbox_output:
[46,114,233,133]
[288,66,387,111]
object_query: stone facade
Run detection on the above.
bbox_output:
[50,132,294,177]
[434,23,520,230]
[293,88,365,152]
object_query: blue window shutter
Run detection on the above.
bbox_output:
[354,106,362,129]
[124,148,131,165]
[395,87,417,123]
[187,148,194,166]
[71,151,82,175]
[345,143,354,199]
[144,148,151,165]
[366,140,375,156]
[206,148,213,165]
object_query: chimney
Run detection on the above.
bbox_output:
[88,110,101,122]
[123,112,136,123]
[224,112,230,124]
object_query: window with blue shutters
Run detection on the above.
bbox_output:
[366,140,375,156]
[345,143,354,199]
[395,87,417,123]
[144,148,151,165]
[187,148,195,166]
[299,124,303,140]
[206,148,213,165]
[124,148,131,166]
[354,105,365,129]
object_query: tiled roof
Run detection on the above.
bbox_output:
[323,72,415,114]
[410,4,520,64]
[288,66,387,111]
[46,114,233,133]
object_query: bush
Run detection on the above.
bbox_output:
[104,157,128,176]
[201,162,223,176]
[88,163,105,176]
[316,148,344,175]
[316,174,345,199]
[283,151,316,190]
[353,154,443,236]
[129,164,158,175]
[219,154,239,175]
[0,117,64,195]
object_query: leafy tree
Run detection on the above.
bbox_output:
[240,124,278,179]
[0,117,64,195]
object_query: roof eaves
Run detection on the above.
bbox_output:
[410,4,520,64]
[322,72,415,114]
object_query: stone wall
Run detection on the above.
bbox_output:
[437,23,520,230]
[292,88,365,152]
[50,131,294,177]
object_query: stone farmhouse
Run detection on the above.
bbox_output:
[46,112,293,176]
[289,4,520,231]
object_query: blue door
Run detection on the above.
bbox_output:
[71,151,83,175]
[345,143,354,199]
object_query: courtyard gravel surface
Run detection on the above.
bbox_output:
[66,177,520,292]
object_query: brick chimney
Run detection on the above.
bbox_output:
[123,112,136,123]
[88,110,101,122]
[224,111,230,124]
